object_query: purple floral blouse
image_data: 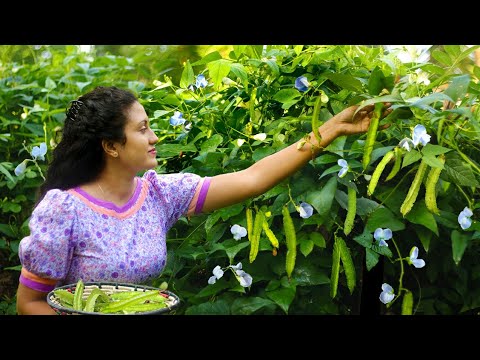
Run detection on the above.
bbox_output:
[18,170,204,292]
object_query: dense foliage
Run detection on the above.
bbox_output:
[1,45,479,315]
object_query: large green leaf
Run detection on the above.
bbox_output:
[444,74,470,102]
[230,297,276,315]
[368,66,394,96]
[451,230,470,265]
[323,72,363,91]
[306,176,337,216]
[421,144,452,157]
[365,248,380,271]
[156,143,197,158]
[444,157,480,187]
[353,228,373,248]
[356,197,382,216]
[272,89,301,103]
[200,134,223,154]
[292,261,330,286]
[406,202,439,236]
[180,60,194,89]
[402,150,422,168]
[184,299,230,315]
[414,225,433,253]
[265,287,296,314]
[365,207,405,233]
[207,59,232,90]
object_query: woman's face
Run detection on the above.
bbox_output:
[114,101,159,173]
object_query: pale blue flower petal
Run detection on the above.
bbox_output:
[338,159,348,168]
[208,276,217,285]
[379,240,388,247]
[238,272,253,287]
[383,228,392,240]
[399,138,413,152]
[410,246,419,260]
[461,207,473,217]
[230,262,242,271]
[459,215,472,230]
[338,167,348,178]
[380,291,395,304]
[169,111,186,126]
[195,74,208,88]
[231,224,247,240]
[382,283,393,292]
[412,259,426,268]
[212,265,224,279]
[14,160,27,176]
[373,228,383,240]
[412,124,430,147]
[299,202,314,219]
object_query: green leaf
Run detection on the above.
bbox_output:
[306,176,337,216]
[0,224,15,238]
[185,299,230,315]
[224,241,250,263]
[354,94,403,114]
[200,134,223,154]
[330,240,341,298]
[272,89,301,103]
[353,228,373,248]
[191,51,222,66]
[444,74,470,102]
[299,238,314,257]
[252,147,275,162]
[405,202,439,236]
[310,232,326,248]
[180,60,194,88]
[444,157,480,187]
[365,248,380,271]
[421,144,452,157]
[371,243,393,257]
[403,150,422,168]
[0,163,15,183]
[230,63,248,86]
[312,154,339,166]
[431,49,453,66]
[323,72,363,91]
[356,197,382,216]
[230,297,276,315]
[45,77,57,90]
[422,155,445,169]
[292,261,330,286]
[414,225,433,253]
[195,280,230,298]
[266,287,296,314]
[324,136,346,157]
[368,67,394,96]
[155,143,197,158]
[365,207,405,233]
[207,59,232,91]
[451,230,470,265]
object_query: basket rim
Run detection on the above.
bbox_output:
[47,281,180,315]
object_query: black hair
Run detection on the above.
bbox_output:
[37,86,138,203]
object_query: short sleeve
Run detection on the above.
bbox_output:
[18,189,76,291]
[143,170,201,229]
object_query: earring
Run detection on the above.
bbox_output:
[113,152,118,157]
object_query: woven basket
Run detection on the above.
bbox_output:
[47,281,180,315]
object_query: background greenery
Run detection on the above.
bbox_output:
[1,45,479,315]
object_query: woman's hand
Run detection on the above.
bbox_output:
[326,103,392,137]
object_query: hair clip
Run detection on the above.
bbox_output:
[66,100,84,122]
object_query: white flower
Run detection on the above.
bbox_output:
[458,207,473,230]
[337,159,349,178]
[379,283,395,304]
[399,138,414,152]
[207,265,224,285]
[14,160,28,176]
[31,142,47,161]
[230,262,242,271]
[412,125,431,147]
[235,269,253,287]
[374,228,392,247]
[298,202,314,219]
[252,133,267,141]
[409,246,426,268]
[169,111,186,126]
[231,224,247,240]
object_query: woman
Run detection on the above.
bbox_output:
[16,86,390,314]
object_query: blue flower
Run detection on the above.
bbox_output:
[458,207,473,230]
[337,159,349,178]
[31,142,47,161]
[14,160,28,176]
[207,265,224,285]
[298,202,314,219]
[379,283,395,304]
[231,224,247,240]
[412,124,431,147]
[233,268,253,287]
[408,246,426,268]
[374,228,392,247]
[169,111,186,126]
[295,76,310,92]
[195,74,208,88]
